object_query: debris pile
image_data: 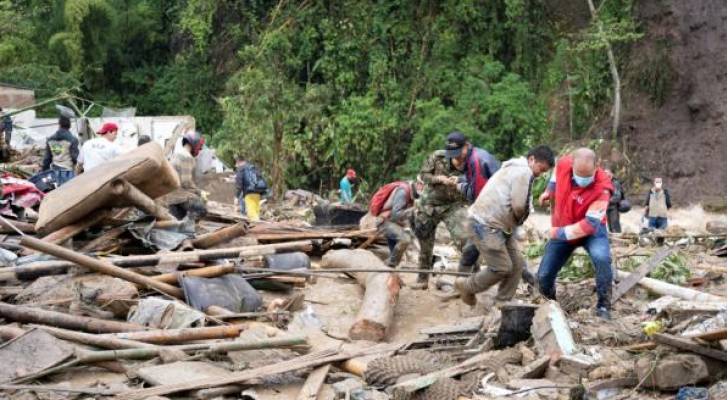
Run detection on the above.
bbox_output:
[0,144,725,400]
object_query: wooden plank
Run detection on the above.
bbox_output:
[612,247,674,303]
[653,333,727,361]
[295,364,331,400]
[115,343,401,400]
[623,328,727,352]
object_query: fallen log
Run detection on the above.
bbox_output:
[4,240,314,281]
[100,325,245,344]
[616,270,725,303]
[19,236,184,298]
[322,249,401,341]
[0,302,145,333]
[115,343,401,400]
[192,222,248,249]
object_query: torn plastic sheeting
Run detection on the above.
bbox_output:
[128,297,205,329]
[181,274,262,313]
[0,248,17,267]
[127,218,194,251]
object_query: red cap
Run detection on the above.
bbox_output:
[346,169,357,178]
[98,122,118,135]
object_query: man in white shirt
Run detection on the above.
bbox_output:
[77,122,122,173]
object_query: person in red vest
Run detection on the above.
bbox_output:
[537,148,615,320]
[370,180,423,267]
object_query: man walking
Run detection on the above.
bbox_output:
[369,180,422,267]
[77,122,122,173]
[42,116,79,186]
[235,156,268,221]
[454,145,555,306]
[644,177,671,230]
[537,148,614,320]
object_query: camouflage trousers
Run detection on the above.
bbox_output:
[413,203,469,280]
[380,221,414,268]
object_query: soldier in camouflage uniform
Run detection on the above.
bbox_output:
[412,148,469,289]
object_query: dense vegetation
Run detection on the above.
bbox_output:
[0,0,640,195]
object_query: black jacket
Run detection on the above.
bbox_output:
[235,163,267,196]
[42,128,79,171]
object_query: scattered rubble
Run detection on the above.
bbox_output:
[0,144,725,400]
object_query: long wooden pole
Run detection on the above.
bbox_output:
[0,302,145,333]
[191,222,248,249]
[151,264,235,284]
[100,325,245,344]
[8,240,312,281]
[20,236,184,298]
[32,325,156,349]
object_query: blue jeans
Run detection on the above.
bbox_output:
[537,224,613,308]
[648,217,668,230]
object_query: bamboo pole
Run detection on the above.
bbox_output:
[151,263,235,284]
[32,325,156,349]
[191,222,248,249]
[100,325,245,344]
[19,235,184,298]
[0,302,145,333]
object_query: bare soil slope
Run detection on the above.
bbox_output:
[623,0,726,206]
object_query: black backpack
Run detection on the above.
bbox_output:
[245,165,268,194]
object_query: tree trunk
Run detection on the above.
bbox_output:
[272,120,285,199]
[586,0,621,142]
[321,249,401,341]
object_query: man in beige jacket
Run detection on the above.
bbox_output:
[455,145,555,306]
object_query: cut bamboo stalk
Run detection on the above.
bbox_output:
[32,325,156,349]
[0,302,145,333]
[100,325,245,344]
[191,222,248,249]
[151,264,235,284]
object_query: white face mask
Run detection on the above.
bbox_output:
[655,181,662,189]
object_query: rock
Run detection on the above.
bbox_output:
[635,354,709,390]
[351,389,389,400]
[709,381,727,400]
[518,356,550,379]
[332,377,364,397]
[558,354,597,376]
[506,379,559,397]
[530,300,577,360]
[706,220,727,234]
